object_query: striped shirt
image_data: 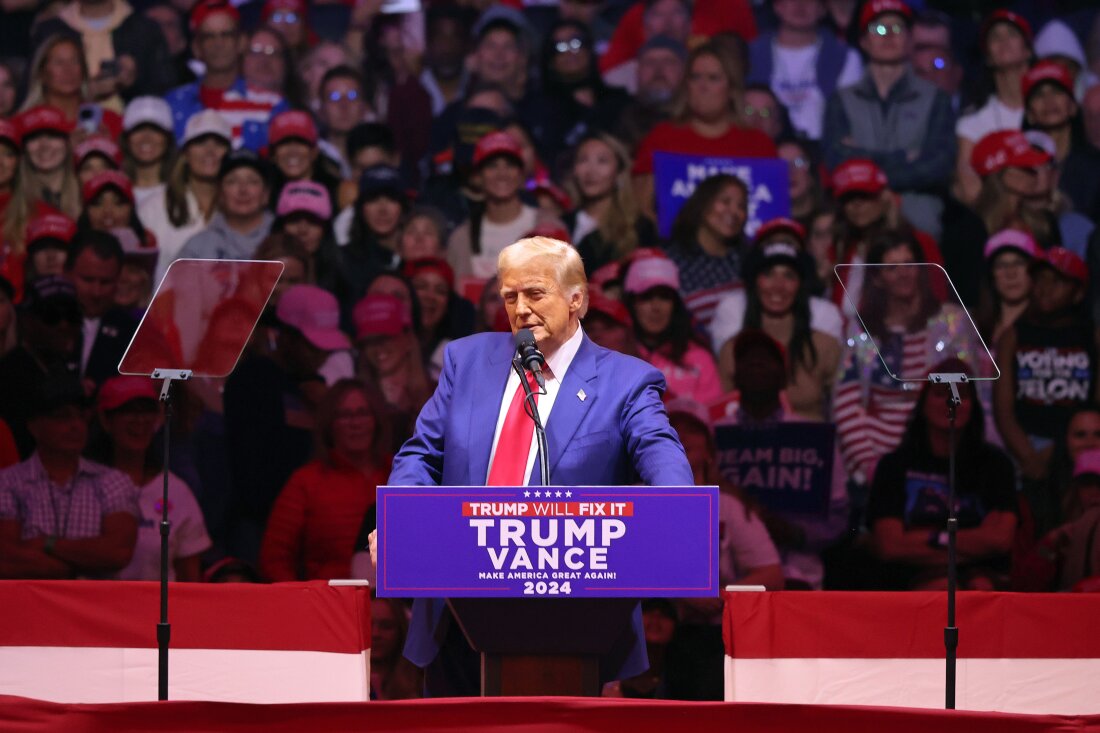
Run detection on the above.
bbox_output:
[667,244,743,329]
[0,454,138,541]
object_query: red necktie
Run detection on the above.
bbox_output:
[487,371,540,486]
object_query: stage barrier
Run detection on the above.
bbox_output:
[723,591,1100,714]
[1,694,1098,733]
[0,580,371,703]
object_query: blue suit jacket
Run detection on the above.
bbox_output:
[387,331,694,678]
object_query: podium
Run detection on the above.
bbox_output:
[448,598,638,696]
[377,485,718,697]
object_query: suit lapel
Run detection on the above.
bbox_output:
[467,335,515,484]
[544,334,598,479]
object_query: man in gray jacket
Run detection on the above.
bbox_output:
[822,0,955,239]
[178,149,274,260]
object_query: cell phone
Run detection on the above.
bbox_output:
[98,59,120,78]
[380,0,420,14]
[78,104,103,134]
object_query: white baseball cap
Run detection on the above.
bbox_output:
[182,109,232,147]
[123,96,174,134]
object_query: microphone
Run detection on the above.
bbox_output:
[514,328,546,389]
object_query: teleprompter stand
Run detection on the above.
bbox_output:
[117,259,284,699]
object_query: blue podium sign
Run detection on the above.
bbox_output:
[375,486,719,598]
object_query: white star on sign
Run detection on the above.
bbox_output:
[533,491,541,497]
[555,491,562,497]
[523,491,530,497]
[565,491,572,498]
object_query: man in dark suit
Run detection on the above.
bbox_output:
[64,231,138,390]
[381,235,694,695]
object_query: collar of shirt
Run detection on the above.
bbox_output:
[28,453,109,490]
[544,322,584,384]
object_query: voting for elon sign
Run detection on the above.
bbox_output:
[376,486,718,598]
[653,152,790,239]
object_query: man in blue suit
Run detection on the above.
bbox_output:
[382,235,694,695]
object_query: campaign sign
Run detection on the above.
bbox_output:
[375,486,718,598]
[653,152,790,239]
[714,423,835,517]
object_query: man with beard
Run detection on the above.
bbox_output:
[614,36,688,152]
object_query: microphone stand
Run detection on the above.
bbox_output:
[513,358,550,486]
[930,371,964,710]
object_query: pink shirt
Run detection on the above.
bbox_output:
[638,341,724,406]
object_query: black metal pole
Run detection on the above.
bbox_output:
[514,359,550,486]
[945,387,959,710]
[157,387,173,701]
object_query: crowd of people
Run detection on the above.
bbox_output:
[2,0,1100,700]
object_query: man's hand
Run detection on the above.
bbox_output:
[368,529,377,570]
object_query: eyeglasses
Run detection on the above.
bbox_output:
[786,156,809,170]
[270,11,298,24]
[554,37,585,54]
[327,89,359,102]
[249,43,279,57]
[198,29,237,43]
[743,104,772,119]
[868,22,904,36]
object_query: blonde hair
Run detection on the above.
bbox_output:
[20,34,89,112]
[671,41,746,126]
[4,136,81,252]
[498,236,589,316]
[565,133,641,260]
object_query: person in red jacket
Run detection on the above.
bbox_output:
[259,378,391,581]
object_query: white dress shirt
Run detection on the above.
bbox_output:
[485,325,585,485]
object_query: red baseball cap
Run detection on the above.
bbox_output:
[830,159,888,198]
[754,217,806,246]
[83,170,134,205]
[1033,246,1088,285]
[262,0,305,21]
[403,257,455,289]
[353,293,412,340]
[590,262,622,290]
[0,119,20,149]
[190,0,240,32]
[584,290,632,328]
[980,9,1033,45]
[523,221,572,244]
[267,110,318,147]
[73,136,123,168]
[473,131,523,168]
[97,375,159,412]
[971,130,1051,177]
[16,105,74,138]
[25,213,77,250]
[859,0,912,29]
[1022,60,1075,101]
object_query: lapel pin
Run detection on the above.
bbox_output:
[577,389,586,402]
